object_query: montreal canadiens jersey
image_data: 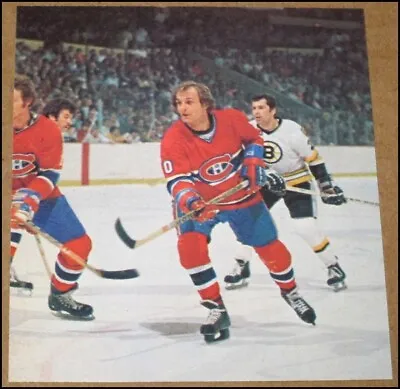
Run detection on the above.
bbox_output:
[161,108,263,210]
[250,118,321,186]
[13,114,63,199]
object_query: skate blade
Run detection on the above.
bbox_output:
[50,311,95,321]
[204,328,230,343]
[331,282,347,292]
[225,280,249,290]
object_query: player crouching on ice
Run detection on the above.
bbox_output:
[11,75,94,321]
[161,81,317,343]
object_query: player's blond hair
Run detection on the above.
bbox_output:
[172,81,215,112]
[14,74,37,108]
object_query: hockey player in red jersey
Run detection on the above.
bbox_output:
[161,81,316,343]
[11,75,94,320]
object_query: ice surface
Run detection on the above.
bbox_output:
[8,177,393,383]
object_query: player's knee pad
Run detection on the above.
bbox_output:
[178,232,210,269]
[291,217,329,250]
[255,239,292,273]
[58,234,92,270]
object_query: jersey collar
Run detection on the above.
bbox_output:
[257,117,282,135]
[186,113,216,142]
[13,112,40,134]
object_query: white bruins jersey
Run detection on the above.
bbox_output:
[250,118,322,186]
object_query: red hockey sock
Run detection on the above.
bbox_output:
[51,234,92,292]
[10,229,23,261]
[255,239,296,291]
[11,245,17,260]
[178,232,221,302]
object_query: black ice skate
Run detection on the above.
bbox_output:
[200,300,231,343]
[48,285,94,321]
[224,259,250,290]
[281,287,316,325]
[327,263,347,292]
[10,266,33,294]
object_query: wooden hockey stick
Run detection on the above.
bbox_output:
[115,180,250,250]
[34,234,52,280]
[286,185,380,207]
[19,219,140,280]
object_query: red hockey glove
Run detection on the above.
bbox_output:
[11,188,41,233]
[176,189,218,223]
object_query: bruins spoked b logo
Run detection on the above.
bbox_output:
[263,141,283,164]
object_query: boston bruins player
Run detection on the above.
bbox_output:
[224,94,347,292]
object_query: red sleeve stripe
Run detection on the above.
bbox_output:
[167,177,195,196]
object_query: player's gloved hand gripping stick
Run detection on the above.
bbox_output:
[115,180,250,250]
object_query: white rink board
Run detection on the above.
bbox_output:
[8,177,392,383]
[61,144,378,181]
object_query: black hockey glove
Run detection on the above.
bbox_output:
[264,170,286,197]
[318,178,347,206]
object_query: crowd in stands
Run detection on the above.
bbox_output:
[15,6,374,145]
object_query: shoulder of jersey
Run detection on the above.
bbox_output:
[38,115,62,133]
[280,118,302,132]
[214,107,247,120]
[162,120,185,143]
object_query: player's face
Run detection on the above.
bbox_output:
[175,87,208,130]
[56,109,74,131]
[252,99,275,127]
[13,89,30,126]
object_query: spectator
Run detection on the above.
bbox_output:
[82,127,113,144]
[107,126,133,143]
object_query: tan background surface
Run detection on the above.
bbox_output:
[2,2,398,387]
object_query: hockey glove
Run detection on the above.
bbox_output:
[240,144,267,192]
[176,189,218,223]
[318,178,347,206]
[11,188,41,232]
[264,170,286,197]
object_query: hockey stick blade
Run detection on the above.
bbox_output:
[10,280,34,290]
[115,218,137,249]
[99,268,140,280]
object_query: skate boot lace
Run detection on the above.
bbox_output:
[292,299,309,314]
[58,293,84,311]
[206,308,223,325]
[329,265,343,279]
[288,292,309,314]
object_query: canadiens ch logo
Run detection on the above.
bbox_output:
[198,154,234,183]
[12,153,37,176]
[263,141,283,164]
